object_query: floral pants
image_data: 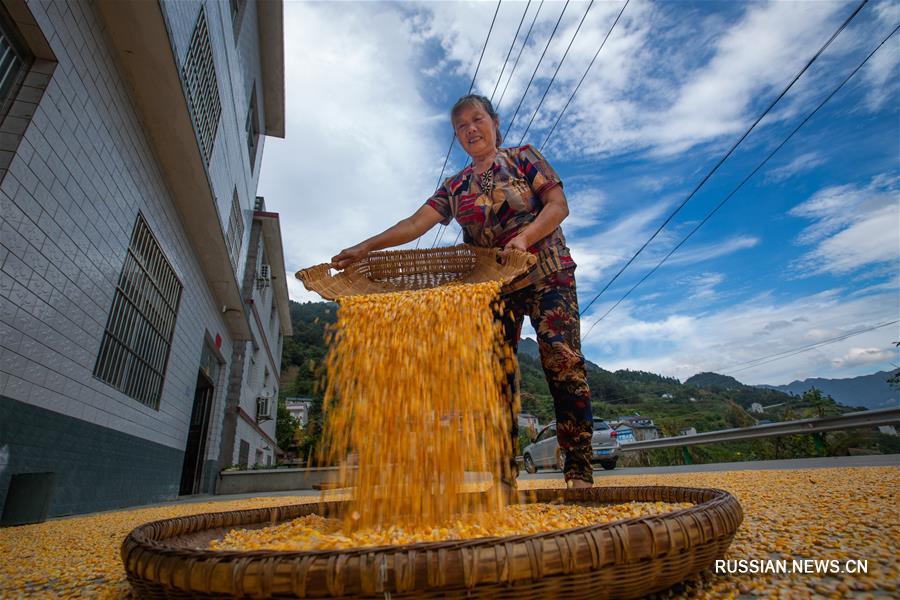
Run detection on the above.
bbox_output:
[499,269,594,484]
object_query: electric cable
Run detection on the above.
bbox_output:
[577,0,869,318]
[516,0,595,145]
[724,320,899,375]
[540,0,630,152]
[417,0,503,249]
[496,1,545,112]
[433,0,536,248]
[491,0,533,102]
[503,1,571,141]
[581,20,899,341]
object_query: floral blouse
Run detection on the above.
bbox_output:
[425,144,576,290]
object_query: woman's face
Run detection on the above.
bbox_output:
[452,103,499,159]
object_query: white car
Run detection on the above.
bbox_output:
[522,418,619,473]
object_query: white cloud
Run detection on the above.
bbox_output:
[862,2,900,110]
[831,347,897,369]
[681,272,724,300]
[562,187,605,232]
[580,287,899,384]
[567,198,673,283]
[258,2,444,302]
[765,151,827,182]
[789,175,900,276]
[652,235,759,268]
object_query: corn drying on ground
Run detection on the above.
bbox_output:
[0,466,896,598]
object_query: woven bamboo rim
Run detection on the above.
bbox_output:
[122,485,743,599]
[295,244,537,300]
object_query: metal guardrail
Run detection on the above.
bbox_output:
[618,406,900,452]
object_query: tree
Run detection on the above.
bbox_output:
[276,397,300,453]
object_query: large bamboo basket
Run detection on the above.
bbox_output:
[122,486,742,599]
[295,244,537,300]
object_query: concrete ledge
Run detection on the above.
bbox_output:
[215,468,497,495]
[215,467,345,494]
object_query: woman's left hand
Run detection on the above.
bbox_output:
[500,234,530,261]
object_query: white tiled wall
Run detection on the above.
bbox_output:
[0,0,269,465]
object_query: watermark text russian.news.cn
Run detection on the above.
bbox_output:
[715,559,868,575]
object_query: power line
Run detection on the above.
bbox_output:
[723,320,900,375]
[496,1,545,113]
[503,1,571,141]
[433,0,535,249]
[581,20,899,341]
[449,0,571,247]
[418,0,503,249]
[577,0,869,318]
[516,0,595,146]
[540,0,630,152]
[491,0,533,102]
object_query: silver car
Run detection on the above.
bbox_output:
[522,418,619,473]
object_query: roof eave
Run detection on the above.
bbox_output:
[257,0,285,139]
[256,210,293,336]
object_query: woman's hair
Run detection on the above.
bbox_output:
[450,94,503,146]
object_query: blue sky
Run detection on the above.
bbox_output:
[258,0,899,386]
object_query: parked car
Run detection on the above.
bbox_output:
[522,418,619,473]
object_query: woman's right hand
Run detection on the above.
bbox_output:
[331,242,370,270]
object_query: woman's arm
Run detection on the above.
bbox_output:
[503,185,570,253]
[331,204,445,268]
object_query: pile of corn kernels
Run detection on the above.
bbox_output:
[0,466,897,598]
[210,501,692,552]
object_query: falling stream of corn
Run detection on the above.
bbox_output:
[316,282,513,532]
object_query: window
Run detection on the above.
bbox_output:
[238,439,249,467]
[94,214,182,409]
[245,86,259,169]
[225,189,243,270]
[182,6,221,164]
[0,6,33,123]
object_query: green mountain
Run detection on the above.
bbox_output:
[684,372,744,390]
[280,302,896,464]
[761,371,898,410]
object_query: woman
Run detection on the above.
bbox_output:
[332,94,594,490]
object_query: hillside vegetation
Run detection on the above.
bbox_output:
[279,301,897,464]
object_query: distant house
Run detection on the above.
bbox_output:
[286,397,314,427]
[660,393,674,400]
[750,403,765,414]
[679,427,697,436]
[614,415,660,441]
[518,413,540,434]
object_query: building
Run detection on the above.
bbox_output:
[614,415,660,441]
[750,402,764,414]
[286,397,314,427]
[0,0,286,519]
[218,197,292,471]
[679,427,697,437]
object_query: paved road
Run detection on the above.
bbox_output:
[519,453,900,480]
[75,454,898,516]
